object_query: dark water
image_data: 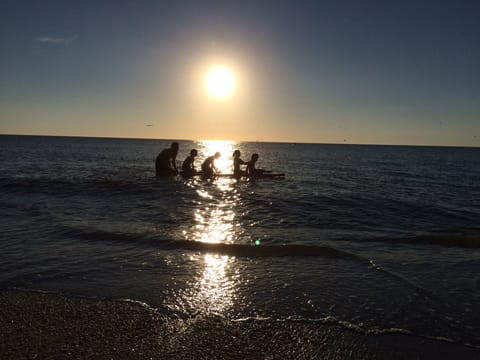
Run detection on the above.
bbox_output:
[1,135,479,347]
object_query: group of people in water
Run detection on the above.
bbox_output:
[155,142,268,179]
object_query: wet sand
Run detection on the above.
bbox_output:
[1,290,478,359]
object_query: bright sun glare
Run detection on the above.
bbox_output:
[205,67,236,99]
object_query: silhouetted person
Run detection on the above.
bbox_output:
[155,142,179,177]
[182,149,198,178]
[201,152,221,179]
[245,153,268,178]
[232,150,246,179]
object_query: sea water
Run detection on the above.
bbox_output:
[0,135,479,347]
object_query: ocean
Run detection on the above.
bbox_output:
[1,135,479,350]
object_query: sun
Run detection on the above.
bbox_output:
[205,67,236,99]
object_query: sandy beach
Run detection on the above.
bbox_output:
[1,290,478,359]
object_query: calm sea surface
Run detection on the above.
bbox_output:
[1,135,479,347]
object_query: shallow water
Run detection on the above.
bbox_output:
[1,135,479,347]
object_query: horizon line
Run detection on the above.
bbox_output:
[0,133,479,149]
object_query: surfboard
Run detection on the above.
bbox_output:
[215,173,285,179]
[180,172,285,179]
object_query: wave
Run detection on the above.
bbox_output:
[362,232,480,248]
[6,287,479,350]
[61,227,359,259]
[5,288,479,353]
[233,315,413,336]
[162,239,359,259]
[25,228,480,253]
[232,315,480,350]
[408,233,480,248]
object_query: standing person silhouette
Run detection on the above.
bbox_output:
[182,149,198,178]
[201,152,221,179]
[232,150,246,180]
[155,142,179,177]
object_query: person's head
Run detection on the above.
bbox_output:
[232,150,241,158]
[214,152,221,159]
[190,149,198,157]
[171,142,179,153]
[251,153,259,162]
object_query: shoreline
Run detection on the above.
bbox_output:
[1,290,478,359]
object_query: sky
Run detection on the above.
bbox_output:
[1,0,479,146]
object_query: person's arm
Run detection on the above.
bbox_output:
[245,162,253,176]
[171,155,178,174]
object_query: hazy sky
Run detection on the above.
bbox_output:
[1,0,479,146]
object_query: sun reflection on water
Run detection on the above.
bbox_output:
[194,208,235,244]
[188,253,239,315]
[173,140,245,316]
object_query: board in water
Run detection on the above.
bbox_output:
[216,173,285,179]
[180,172,285,179]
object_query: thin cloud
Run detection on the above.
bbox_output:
[36,35,78,45]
